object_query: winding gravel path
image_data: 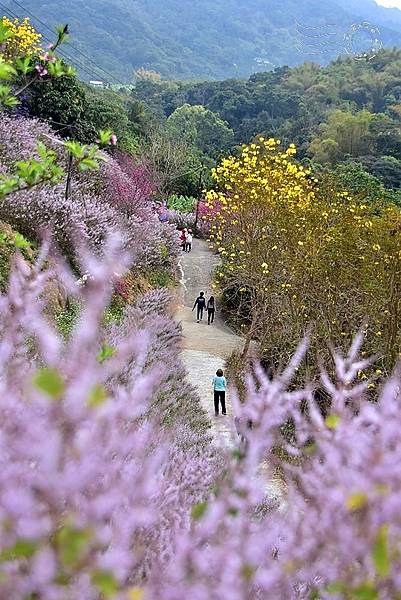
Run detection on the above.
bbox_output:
[175,239,242,447]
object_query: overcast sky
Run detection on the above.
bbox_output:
[375,0,401,8]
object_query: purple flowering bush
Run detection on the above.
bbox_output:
[0,239,215,599]
[0,115,179,273]
[1,236,401,598]
[148,337,401,599]
[165,208,196,231]
[107,289,211,439]
[0,115,62,166]
[0,184,118,259]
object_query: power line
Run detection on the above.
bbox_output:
[5,0,126,85]
[0,4,101,77]
[0,2,111,82]
[10,0,124,84]
[7,4,113,83]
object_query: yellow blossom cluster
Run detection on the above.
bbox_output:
[206,137,401,381]
[1,16,42,61]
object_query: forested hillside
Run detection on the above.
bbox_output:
[3,0,401,80]
[132,49,401,195]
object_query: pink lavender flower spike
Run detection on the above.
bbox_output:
[0,239,216,599]
[148,340,401,599]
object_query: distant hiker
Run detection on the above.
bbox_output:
[192,291,206,323]
[158,201,169,222]
[207,295,215,325]
[185,229,193,253]
[180,229,187,251]
[212,368,227,416]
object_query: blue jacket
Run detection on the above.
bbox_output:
[212,376,226,391]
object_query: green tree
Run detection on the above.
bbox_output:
[137,126,204,197]
[322,162,387,203]
[369,113,401,158]
[166,104,234,159]
[26,75,88,138]
[357,155,401,190]
[133,77,181,118]
[81,87,140,152]
[25,77,140,151]
[308,109,374,164]
[282,62,321,93]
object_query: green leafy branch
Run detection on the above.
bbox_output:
[0,142,63,197]
[0,130,117,199]
[64,130,115,199]
[0,22,76,109]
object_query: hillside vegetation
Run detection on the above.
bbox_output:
[133,49,401,197]
[4,0,401,80]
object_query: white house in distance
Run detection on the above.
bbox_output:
[89,80,104,88]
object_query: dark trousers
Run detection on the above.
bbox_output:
[185,242,192,252]
[214,390,226,415]
[197,307,204,321]
[208,309,215,324]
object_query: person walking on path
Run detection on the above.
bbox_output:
[185,229,193,253]
[192,291,206,323]
[207,295,215,325]
[180,229,187,252]
[212,368,227,416]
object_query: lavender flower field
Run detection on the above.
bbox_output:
[1,239,401,598]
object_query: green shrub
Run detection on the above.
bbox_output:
[54,299,81,339]
[145,268,175,289]
[160,243,169,260]
[103,296,126,326]
[56,294,126,338]
[167,194,196,213]
[0,224,35,290]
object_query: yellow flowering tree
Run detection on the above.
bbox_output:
[1,16,42,61]
[0,19,73,109]
[206,137,401,382]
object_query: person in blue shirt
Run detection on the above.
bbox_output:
[212,368,227,416]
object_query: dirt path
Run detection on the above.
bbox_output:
[175,239,243,447]
[175,240,285,502]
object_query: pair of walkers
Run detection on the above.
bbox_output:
[212,369,227,416]
[192,292,215,324]
[180,228,193,253]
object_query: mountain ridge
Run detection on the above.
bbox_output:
[3,0,401,81]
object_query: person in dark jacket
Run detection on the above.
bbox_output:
[207,296,215,325]
[192,291,206,323]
